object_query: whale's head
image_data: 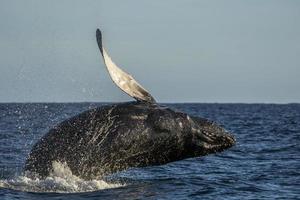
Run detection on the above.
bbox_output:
[187,115,235,156]
[144,106,235,163]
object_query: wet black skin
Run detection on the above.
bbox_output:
[25,102,235,180]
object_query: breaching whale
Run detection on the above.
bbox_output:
[24,29,235,179]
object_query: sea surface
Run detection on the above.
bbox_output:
[0,103,299,199]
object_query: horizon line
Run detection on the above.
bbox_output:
[0,101,299,105]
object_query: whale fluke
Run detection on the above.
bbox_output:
[96,29,156,103]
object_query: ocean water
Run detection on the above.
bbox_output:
[0,103,299,199]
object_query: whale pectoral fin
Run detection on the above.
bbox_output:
[96,29,103,55]
[96,29,156,104]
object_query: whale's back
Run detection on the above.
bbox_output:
[25,102,169,178]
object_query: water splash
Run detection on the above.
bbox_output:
[0,161,124,193]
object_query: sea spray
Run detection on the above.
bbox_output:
[0,161,124,193]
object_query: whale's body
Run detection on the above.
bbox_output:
[24,29,235,179]
[25,102,235,179]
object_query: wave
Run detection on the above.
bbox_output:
[0,161,124,193]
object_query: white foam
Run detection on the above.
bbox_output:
[0,161,124,193]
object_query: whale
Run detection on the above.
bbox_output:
[24,29,235,180]
[25,102,235,179]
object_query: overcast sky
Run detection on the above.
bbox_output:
[0,0,299,103]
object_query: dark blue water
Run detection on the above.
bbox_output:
[0,103,299,199]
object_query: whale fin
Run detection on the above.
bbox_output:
[96,29,156,104]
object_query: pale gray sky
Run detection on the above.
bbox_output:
[0,0,299,103]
